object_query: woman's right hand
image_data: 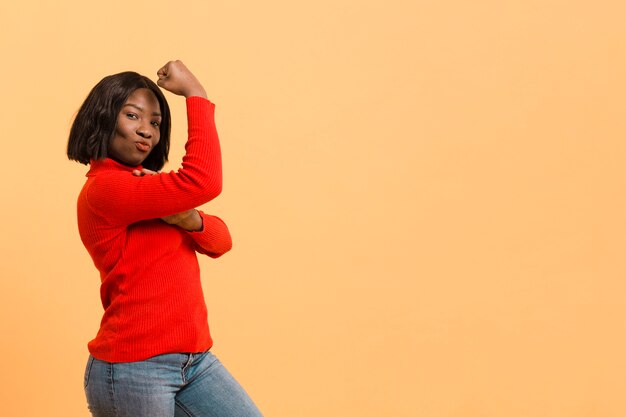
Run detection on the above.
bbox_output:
[157,60,207,99]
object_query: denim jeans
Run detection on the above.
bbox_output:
[84,350,263,417]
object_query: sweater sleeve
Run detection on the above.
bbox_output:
[186,211,233,258]
[85,97,222,226]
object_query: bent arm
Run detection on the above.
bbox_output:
[85,97,222,225]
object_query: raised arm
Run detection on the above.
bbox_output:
[83,61,223,226]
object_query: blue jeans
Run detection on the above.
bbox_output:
[84,350,263,417]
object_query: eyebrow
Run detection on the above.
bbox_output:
[123,103,162,117]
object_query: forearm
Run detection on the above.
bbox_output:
[87,97,223,225]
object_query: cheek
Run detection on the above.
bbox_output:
[114,121,132,138]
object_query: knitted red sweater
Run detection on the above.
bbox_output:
[77,97,231,363]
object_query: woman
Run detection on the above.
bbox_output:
[67,60,262,417]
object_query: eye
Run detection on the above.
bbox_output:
[151,121,160,127]
[126,113,138,119]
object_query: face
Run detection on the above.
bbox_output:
[108,88,162,166]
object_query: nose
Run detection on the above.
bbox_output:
[136,124,152,139]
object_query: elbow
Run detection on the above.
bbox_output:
[179,169,223,203]
[209,238,232,259]
[207,177,223,199]
[212,181,223,199]
[219,232,233,255]
[197,181,222,204]
[206,216,232,258]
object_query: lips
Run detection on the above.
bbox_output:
[135,141,151,152]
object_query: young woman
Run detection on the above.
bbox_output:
[67,60,262,417]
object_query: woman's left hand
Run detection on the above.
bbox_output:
[132,168,160,176]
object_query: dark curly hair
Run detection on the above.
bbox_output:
[67,71,171,171]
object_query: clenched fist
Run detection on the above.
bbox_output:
[157,60,207,99]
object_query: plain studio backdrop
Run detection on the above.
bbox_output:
[1,1,625,416]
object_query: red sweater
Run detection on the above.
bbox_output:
[77,97,231,363]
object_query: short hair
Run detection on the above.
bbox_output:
[67,71,171,171]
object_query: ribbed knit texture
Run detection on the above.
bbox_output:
[77,97,231,363]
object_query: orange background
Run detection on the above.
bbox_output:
[1,1,625,416]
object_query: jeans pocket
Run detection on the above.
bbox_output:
[84,356,95,388]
